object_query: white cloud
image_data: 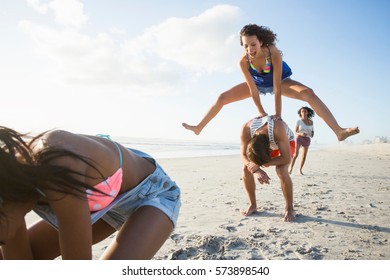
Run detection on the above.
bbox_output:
[26,0,49,14]
[19,20,180,90]
[26,0,88,29]
[50,0,87,29]
[127,5,242,73]
[19,4,242,94]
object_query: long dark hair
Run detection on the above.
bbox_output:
[240,24,277,46]
[298,106,315,119]
[0,126,106,206]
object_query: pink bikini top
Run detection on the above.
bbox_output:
[86,140,123,212]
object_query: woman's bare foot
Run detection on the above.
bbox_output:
[299,170,304,175]
[337,127,360,141]
[241,205,258,216]
[283,209,296,222]
[182,123,201,135]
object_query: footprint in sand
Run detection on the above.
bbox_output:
[296,245,328,260]
[166,234,265,260]
[219,225,237,232]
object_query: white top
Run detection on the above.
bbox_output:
[296,119,314,137]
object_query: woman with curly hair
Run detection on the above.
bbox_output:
[289,106,315,175]
[0,126,180,259]
[182,24,359,141]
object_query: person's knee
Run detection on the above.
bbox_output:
[301,87,318,103]
[242,164,251,176]
[275,165,290,179]
[216,93,227,106]
[242,165,256,182]
[216,89,235,106]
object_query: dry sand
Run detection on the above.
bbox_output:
[26,143,390,260]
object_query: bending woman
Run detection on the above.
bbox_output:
[241,115,296,221]
[182,24,359,141]
[0,126,180,259]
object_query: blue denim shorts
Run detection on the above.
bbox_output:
[257,85,274,95]
[92,163,181,230]
[257,77,291,95]
[33,149,181,230]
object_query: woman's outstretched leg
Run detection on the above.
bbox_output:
[182,83,251,135]
[281,79,359,141]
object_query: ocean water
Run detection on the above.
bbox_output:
[110,136,326,160]
[113,136,241,159]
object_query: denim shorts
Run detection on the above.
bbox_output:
[257,77,291,95]
[257,85,274,95]
[93,163,181,230]
[33,149,181,230]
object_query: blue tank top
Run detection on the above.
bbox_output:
[248,47,292,88]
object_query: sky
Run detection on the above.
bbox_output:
[1,0,389,146]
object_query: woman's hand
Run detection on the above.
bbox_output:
[254,168,271,184]
[246,162,270,184]
[246,162,259,173]
[271,115,282,121]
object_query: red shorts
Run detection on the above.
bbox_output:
[269,141,296,159]
[296,135,311,147]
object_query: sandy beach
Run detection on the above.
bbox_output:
[26,143,390,260]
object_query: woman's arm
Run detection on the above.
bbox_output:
[294,122,300,135]
[38,142,94,260]
[240,121,260,171]
[240,122,270,184]
[269,46,283,117]
[240,121,253,167]
[49,192,93,260]
[311,121,315,138]
[239,54,267,116]
[265,120,291,166]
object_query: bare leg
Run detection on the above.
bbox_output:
[299,146,309,175]
[275,164,295,222]
[241,165,258,216]
[289,141,301,174]
[27,220,61,259]
[281,79,359,141]
[100,206,173,260]
[28,218,116,259]
[182,83,251,135]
